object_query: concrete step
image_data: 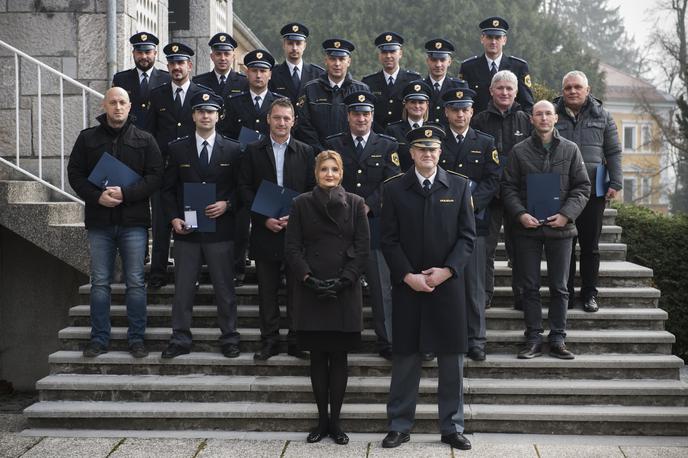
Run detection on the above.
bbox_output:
[0,179,51,202]
[47,351,684,380]
[57,326,675,354]
[23,400,688,435]
[489,286,660,308]
[496,242,627,261]
[35,374,688,406]
[499,224,622,243]
[67,304,667,331]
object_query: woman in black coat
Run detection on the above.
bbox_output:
[285,150,370,445]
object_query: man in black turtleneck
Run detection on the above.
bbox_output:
[68,87,163,359]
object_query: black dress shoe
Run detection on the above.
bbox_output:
[161,343,190,359]
[148,278,167,289]
[382,431,410,448]
[441,432,472,450]
[83,341,107,358]
[517,343,543,359]
[360,277,369,289]
[549,343,575,359]
[583,297,599,313]
[222,343,241,358]
[128,342,148,358]
[467,347,486,361]
[234,274,245,287]
[513,300,523,311]
[287,345,309,359]
[421,352,436,361]
[329,429,349,445]
[253,344,279,361]
[306,427,328,443]
[378,347,393,361]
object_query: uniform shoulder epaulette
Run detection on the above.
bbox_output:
[387,120,404,127]
[309,63,325,72]
[228,91,248,99]
[324,132,346,141]
[302,78,320,89]
[195,83,214,92]
[156,69,170,75]
[509,56,528,64]
[169,135,191,144]
[446,169,469,180]
[149,81,168,93]
[384,173,404,183]
[235,71,247,77]
[219,134,240,144]
[362,71,381,81]
[462,55,479,64]
[404,69,421,76]
[378,133,397,142]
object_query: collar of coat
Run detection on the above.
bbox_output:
[554,94,604,119]
[400,166,451,193]
[531,127,563,150]
[485,99,523,118]
[313,184,348,208]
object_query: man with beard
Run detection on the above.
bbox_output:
[193,32,248,98]
[112,32,170,129]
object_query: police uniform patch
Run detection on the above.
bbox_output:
[492,149,499,165]
[292,25,299,32]
[385,34,392,42]
[493,19,500,27]
[219,35,226,42]
[172,45,179,53]
[456,91,463,98]
[297,95,306,108]
[358,94,365,102]
[391,152,400,167]
[141,34,148,41]
[414,84,421,91]
[435,41,442,49]
[334,41,341,48]
[524,74,532,88]
[256,52,263,59]
[425,129,433,138]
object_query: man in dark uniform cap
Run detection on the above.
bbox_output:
[440,88,500,361]
[193,32,248,98]
[324,91,400,359]
[269,23,325,104]
[362,32,421,133]
[386,80,435,171]
[295,38,370,152]
[160,90,243,359]
[112,32,170,129]
[381,125,475,451]
[459,16,534,114]
[423,38,466,127]
[145,42,205,288]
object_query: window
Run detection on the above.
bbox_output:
[641,125,652,151]
[623,125,637,151]
[623,178,636,203]
[642,176,652,204]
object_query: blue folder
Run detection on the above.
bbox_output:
[527,173,561,222]
[183,182,216,232]
[468,180,487,220]
[596,163,610,197]
[238,126,264,151]
[250,180,300,218]
[87,152,142,189]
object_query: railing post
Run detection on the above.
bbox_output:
[60,78,65,191]
[37,65,42,179]
[14,53,20,166]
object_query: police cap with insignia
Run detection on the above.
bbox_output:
[322,38,355,57]
[163,42,194,61]
[442,86,477,108]
[191,91,223,111]
[425,38,455,58]
[402,80,432,101]
[375,32,403,52]
[281,22,309,41]
[345,91,376,112]
[407,125,446,147]
[244,49,275,69]
[208,32,237,51]
[480,16,509,36]
[130,32,159,51]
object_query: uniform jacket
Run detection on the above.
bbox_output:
[144,80,205,158]
[471,100,532,160]
[423,75,466,127]
[459,54,534,114]
[440,127,501,235]
[193,69,248,99]
[501,129,591,239]
[67,114,163,229]
[385,119,423,171]
[218,90,285,140]
[112,67,170,129]
[381,167,476,353]
[239,136,315,260]
[284,185,370,333]
[362,68,421,132]
[269,61,325,103]
[295,73,370,151]
[554,95,623,191]
[161,133,242,243]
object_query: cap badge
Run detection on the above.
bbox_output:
[493,19,500,27]
[456,91,463,98]
[256,52,263,59]
[334,41,341,48]
[435,41,442,49]
[219,35,226,42]
[171,45,179,53]
[292,25,299,32]
[414,84,421,91]
[358,94,365,102]
[202,93,210,101]
[425,129,433,138]
[385,34,392,42]
[140,34,147,41]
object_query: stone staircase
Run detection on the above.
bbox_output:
[23,208,688,435]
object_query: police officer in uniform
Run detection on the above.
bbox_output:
[269,22,325,104]
[380,125,475,451]
[112,32,170,129]
[295,38,370,152]
[145,42,205,288]
[362,32,420,133]
[193,33,248,99]
[459,16,534,114]
[324,91,401,360]
[386,80,434,171]
[423,39,465,127]
[440,88,500,361]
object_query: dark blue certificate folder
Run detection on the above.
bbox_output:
[250,180,300,218]
[183,182,216,232]
[527,173,561,221]
[87,152,142,189]
[596,163,610,197]
[238,127,264,151]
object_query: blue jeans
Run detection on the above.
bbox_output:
[88,226,147,346]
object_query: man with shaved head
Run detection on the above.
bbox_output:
[68,86,163,358]
[501,100,590,360]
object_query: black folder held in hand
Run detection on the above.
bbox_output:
[250,180,300,218]
[87,152,142,189]
[527,173,561,222]
[183,182,217,232]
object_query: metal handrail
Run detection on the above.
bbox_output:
[0,38,104,204]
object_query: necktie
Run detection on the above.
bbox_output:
[332,84,340,93]
[457,134,464,146]
[355,136,364,159]
[412,123,419,129]
[174,87,183,116]
[199,141,209,173]
[219,74,226,93]
[388,76,394,87]
[254,95,261,111]
[423,178,431,193]
[490,61,498,77]
[434,82,440,94]
[140,72,149,96]
[292,66,300,90]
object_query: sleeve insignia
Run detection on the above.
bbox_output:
[524,74,532,88]
[492,149,499,165]
[391,152,400,167]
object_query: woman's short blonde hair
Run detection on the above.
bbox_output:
[315,150,344,185]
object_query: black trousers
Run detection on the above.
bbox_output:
[568,196,606,301]
[234,207,250,275]
[255,259,295,346]
[150,190,171,282]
